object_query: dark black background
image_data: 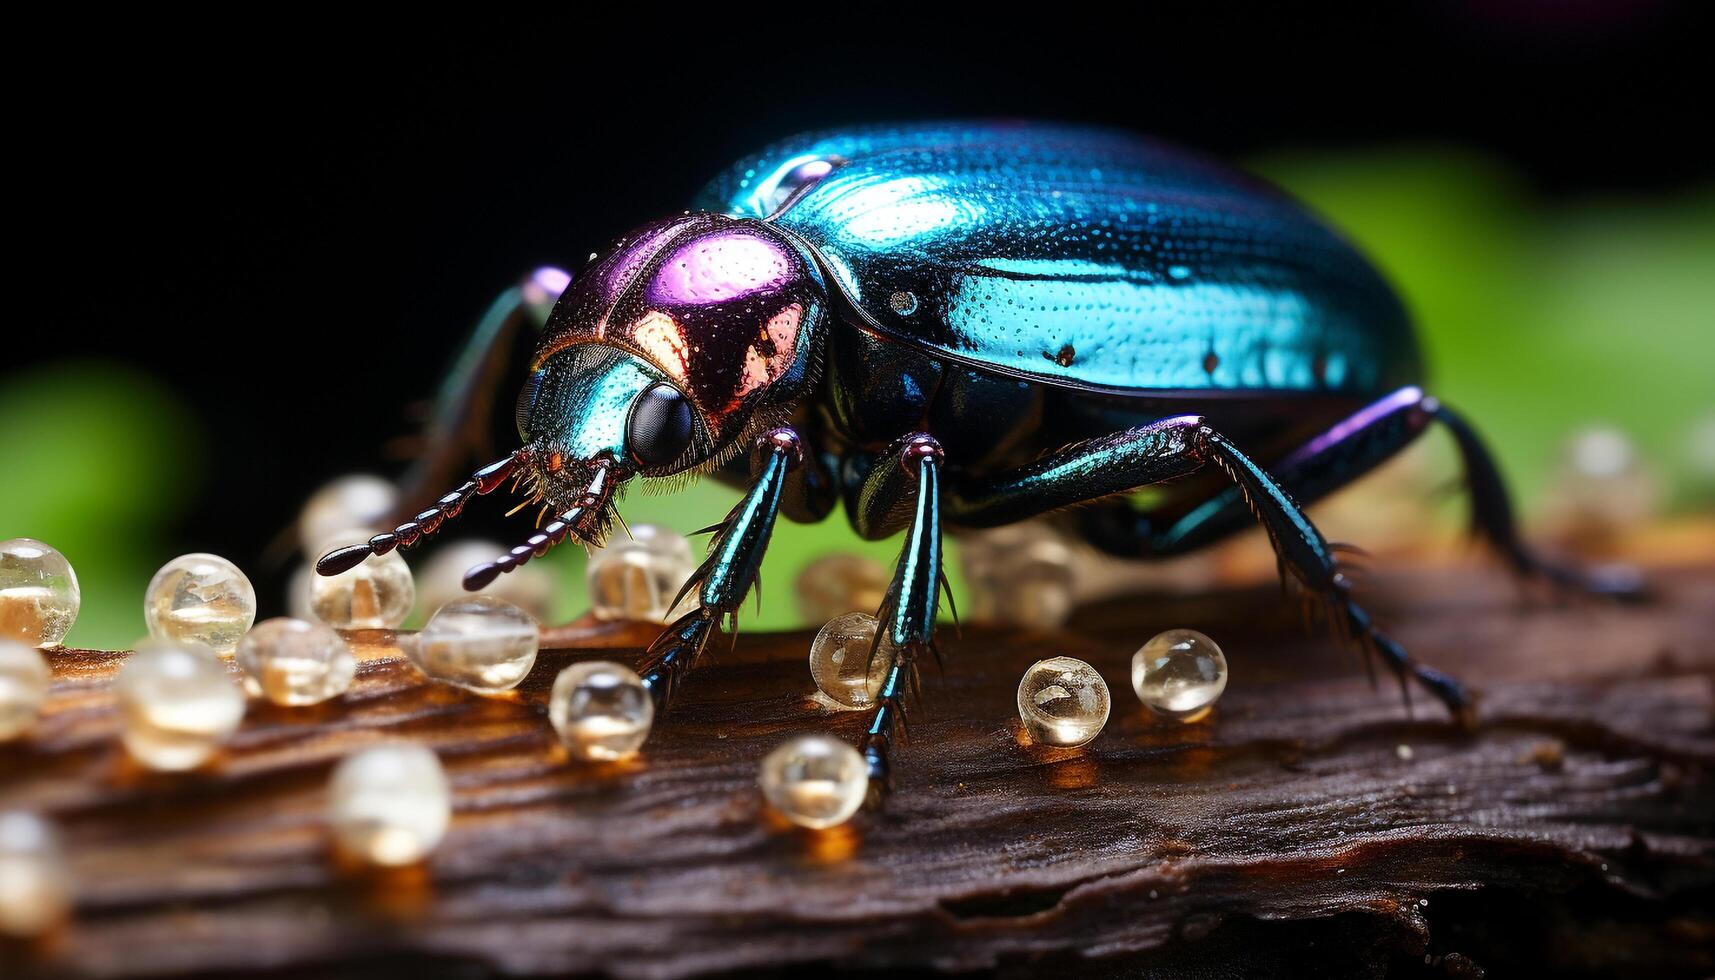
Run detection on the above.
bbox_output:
[13,3,1710,571]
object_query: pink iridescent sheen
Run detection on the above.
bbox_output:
[644,232,792,306]
[1279,386,1423,470]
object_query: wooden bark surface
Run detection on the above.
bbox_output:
[3,562,1713,978]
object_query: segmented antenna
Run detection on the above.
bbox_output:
[315,451,526,576]
[462,459,612,590]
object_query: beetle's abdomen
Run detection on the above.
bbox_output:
[696,123,1422,398]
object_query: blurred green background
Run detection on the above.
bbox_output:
[5,148,1712,650]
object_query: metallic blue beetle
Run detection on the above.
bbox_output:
[320,122,1631,789]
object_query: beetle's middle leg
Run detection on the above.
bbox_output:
[945,413,1471,721]
[848,434,946,794]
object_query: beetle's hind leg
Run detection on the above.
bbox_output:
[1193,428,1474,723]
[1429,402,1647,602]
[1089,388,1648,603]
[944,409,1470,721]
[852,434,946,798]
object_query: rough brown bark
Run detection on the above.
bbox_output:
[3,564,1712,978]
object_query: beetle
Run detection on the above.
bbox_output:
[318,121,1636,790]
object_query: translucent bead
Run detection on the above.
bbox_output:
[793,554,888,623]
[960,523,1076,628]
[411,596,539,694]
[1016,656,1110,748]
[758,734,868,829]
[0,641,51,740]
[807,612,887,709]
[1689,410,1715,483]
[309,530,415,631]
[1546,426,1659,539]
[114,640,245,770]
[1131,629,1228,722]
[587,525,697,624]
[0,811,73,938]
[326,744,449,867]
[549,661,653,761]
[417,540,556,622]
[143,553,257,655]
[297,474,398,555]
[236,618,356,706]
[287,563,316,621]
[0,538,80,647]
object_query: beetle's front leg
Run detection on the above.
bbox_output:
[855,434,945,796]
[638,428,805,714]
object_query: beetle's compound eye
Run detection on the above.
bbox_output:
[626,383,694,470]
[515,369,545,440]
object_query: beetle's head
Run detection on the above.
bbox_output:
[313,215,828,589]
[512,213,826,543]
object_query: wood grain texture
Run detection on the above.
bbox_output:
[3,565,1713,979]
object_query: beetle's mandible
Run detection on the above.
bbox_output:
[317,122,1640,793]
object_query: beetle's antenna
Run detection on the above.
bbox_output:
[461,507,578,591]
[316,450,526,576]
[463,459,613,591]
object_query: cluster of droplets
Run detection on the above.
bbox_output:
[1004,629,1230,752]
[4,463,1242,911]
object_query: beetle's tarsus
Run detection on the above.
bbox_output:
[1512,551,1651,604]
[639,605,720,713]
[1431,401,1651,605]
